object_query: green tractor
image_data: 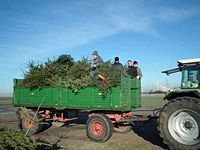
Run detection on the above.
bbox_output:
[159,58,200,150]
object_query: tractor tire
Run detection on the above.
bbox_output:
[21,109,43,135]
[86,114,113,142]
[158,97,200,150]
[113,125,132,134]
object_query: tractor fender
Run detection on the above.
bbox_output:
[164,90,200,101]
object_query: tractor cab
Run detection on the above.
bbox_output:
[162,58,200,89]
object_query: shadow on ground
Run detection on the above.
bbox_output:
[132,119,169,150]
[60,112,169,149]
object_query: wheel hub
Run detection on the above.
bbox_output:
[168,109,200,145]
[183,120,194,130]
[173,112,198,140]
[92,121,104,136]
[24,117,35,129]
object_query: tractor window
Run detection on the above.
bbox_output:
[182,69,199,88]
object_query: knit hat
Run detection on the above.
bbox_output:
[92,51,99,56]
[133,61,138,64]
[115,57,119,61]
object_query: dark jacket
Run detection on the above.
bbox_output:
[111,63,123,69]
[128,66,137,77]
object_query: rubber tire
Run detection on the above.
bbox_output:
[158,97,200,150]
[21,110,43,135]
[86,114,113,142]
[114,125,132,134]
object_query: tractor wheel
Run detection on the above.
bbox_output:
[113,125,132,134]
[158,97,200,150]
[86,114,113,142]
[21,110,43,135]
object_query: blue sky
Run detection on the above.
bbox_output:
[0,0,200,96]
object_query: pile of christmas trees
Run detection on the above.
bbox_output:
[22,55,126,96]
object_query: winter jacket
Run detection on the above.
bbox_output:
[93,56,104,67]
[128,66,137,77]
[111,63,123,69]
[128,66,142,79]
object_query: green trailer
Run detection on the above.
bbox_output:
[13,76,141,142]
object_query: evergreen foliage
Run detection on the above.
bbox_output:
[0,130,37,150]
[22,55,125,96]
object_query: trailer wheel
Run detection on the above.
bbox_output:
[86,114,113,142]
[21,110,43,135]
[114,125,132,134]
[159,97,200,150]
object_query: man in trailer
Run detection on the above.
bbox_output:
[133,61,142,80]
[90,50,104,78]
[111,57,123,69]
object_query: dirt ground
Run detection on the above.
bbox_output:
[0,102,169,150]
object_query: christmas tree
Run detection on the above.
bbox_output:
[22,55,126,96]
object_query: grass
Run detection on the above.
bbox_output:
[141,94,167,109]
[0,97,12,105]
